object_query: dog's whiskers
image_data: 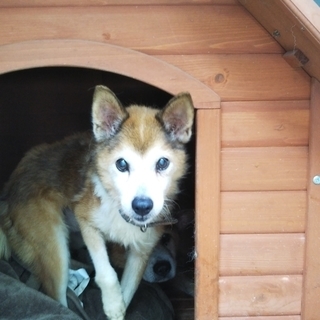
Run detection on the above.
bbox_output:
[164,198,180,210]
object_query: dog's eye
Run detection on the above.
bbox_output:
[116,158,129,172]
[156,157,169,171]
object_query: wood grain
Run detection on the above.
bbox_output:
[221,191,306,234]
[287,0,320,39]
[220,316,300,320]
[158,54,310,101]
[219,275,302,317]
[0,0,239,6]
[195,109,221,320]
[239,0,320,87]
[0,5,280,55]
[301,78,320,320]
[0,40,220,109]
[221,147,308,191]
[221,100,309,147]
[220,233,305,276]
[0,3,314,320]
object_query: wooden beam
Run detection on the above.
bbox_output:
[283,0,320,44]
[301,78,320,319]
[0,40,220,109]
[195,109,221,320]
[220,316,300,320]
[0,0,239,6]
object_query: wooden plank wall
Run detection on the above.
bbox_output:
[239,0,320,91]
[219,96,309,318]
[0,1,313,319]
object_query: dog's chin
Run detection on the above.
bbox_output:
[119,210,154,227]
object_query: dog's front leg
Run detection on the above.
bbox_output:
[79,222,125,320]
[120,245,152,307]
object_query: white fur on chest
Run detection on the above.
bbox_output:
[91,174,161,251]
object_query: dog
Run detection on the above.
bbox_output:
[0,85,194,320]
[142,209,195,290]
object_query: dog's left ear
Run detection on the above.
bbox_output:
[158,93,194,144]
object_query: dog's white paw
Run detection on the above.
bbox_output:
[104,299,126,320]
[100,282,126,320]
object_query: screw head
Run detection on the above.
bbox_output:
[313,175,320,185]
[273,30,281,37]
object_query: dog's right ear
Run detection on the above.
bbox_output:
[92,85,128,141]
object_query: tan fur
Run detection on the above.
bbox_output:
[0,86,194,320]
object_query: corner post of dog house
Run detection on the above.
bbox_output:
[302,77,320,319]
[195,107,221,320]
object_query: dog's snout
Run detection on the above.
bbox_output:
[153,260,171,277]
[132,197,153,217]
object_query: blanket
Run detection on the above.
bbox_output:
[0,259,174,320]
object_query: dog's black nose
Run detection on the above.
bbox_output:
[153,260,171,277]
[132,197,153,217]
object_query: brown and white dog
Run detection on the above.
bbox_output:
[0,85,194,320]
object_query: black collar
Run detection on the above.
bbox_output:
[119,210,178,232]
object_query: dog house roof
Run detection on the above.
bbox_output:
[240,0,320,82]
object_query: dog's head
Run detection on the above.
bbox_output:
[143,209,195,286]
[143,231,177,283]
[91,85,194,227]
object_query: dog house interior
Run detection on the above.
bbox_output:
[0,1,320,319]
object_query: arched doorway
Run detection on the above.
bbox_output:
[0,40,221,319]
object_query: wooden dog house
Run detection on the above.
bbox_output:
[0,1,320,319]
